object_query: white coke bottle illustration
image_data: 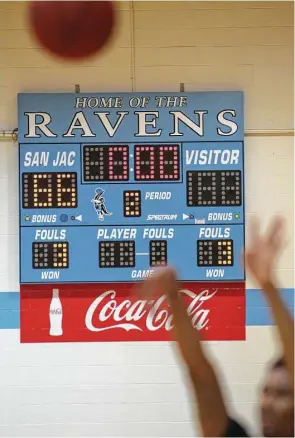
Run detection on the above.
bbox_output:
[49,289,63,336]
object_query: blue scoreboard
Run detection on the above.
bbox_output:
[18,92,244,284]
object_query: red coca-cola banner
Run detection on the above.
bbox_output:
[20,282,245,343]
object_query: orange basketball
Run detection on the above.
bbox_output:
[28,1,115,60]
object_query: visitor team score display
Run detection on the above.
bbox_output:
[18,92,245,284]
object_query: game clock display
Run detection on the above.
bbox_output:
[83,145,180,182]
[18,91,245,284]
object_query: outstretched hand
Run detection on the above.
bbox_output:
[140,266,178,300]
[245,216,285,288]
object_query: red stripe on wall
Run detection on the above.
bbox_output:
[20,282,245,343]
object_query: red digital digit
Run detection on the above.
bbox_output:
[135,145,180,181]
[83,145,129,182]
[159,145,179,180]
[108,146,129,180]
[135,146,156,180]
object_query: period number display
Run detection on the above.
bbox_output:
[123,190,141,217]
[197,240,233,266]
[22,172,77,209]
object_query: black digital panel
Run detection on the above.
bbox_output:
[123,190,141,217]
[197,240,233,266]
[135,145,180,181]
[187,171,241,206]
[149,240,167,267]
[32,242,69,269]
[23,173,77,209]
[99,241,135,268]
[83,145,129,181]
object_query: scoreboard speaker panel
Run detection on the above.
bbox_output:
[20,225,245,283]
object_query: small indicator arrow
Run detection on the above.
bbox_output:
[74,214,83,222]
[183,213,190,220]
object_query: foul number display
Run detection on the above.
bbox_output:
[197,240,233,266]
[99,241,135,268]
[149,240,167,267]
[32,242,69,269]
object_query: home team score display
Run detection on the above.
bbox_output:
[18,92,245,284]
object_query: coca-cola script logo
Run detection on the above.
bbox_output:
[85,289,217,333]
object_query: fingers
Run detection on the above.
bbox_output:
[138,266,178,300]
[140,276,157,299]
[266,215,285,252]
[248,215,286,253]
[243,252,248,271]
[244,249,256,272]
[248,216,260,249]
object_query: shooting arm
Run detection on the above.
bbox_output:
[262,281,294,388]
[167,287,228,437]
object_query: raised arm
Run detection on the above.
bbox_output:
[245,216,294,388]
[141,268,228,437]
